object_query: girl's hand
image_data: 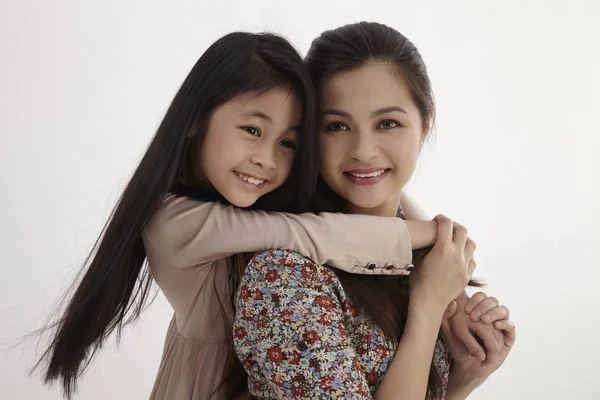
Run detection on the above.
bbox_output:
[410,215,476,311]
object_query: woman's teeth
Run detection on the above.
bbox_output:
[348,169,386,178]
[236,172,265,186]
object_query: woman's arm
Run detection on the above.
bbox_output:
[402,193,499,365]
[233,250,374,399]
[373,293,446,400]
[144,195,436,273]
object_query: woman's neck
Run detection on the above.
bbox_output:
[346,190,403,218]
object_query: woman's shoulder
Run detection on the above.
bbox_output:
[243,249,341,289]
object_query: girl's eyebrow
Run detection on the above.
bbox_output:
[242,110,299,132]
[242,110,272,123]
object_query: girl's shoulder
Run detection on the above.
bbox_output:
[144,194,207,241]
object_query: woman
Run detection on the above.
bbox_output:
[234,22,515,399]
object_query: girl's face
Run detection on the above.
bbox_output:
[197,88,301,207]
[319,63,426,217]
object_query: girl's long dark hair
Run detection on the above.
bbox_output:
[306,22,480,399]
[36,32,318,398]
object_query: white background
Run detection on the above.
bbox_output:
[1,1,599,399]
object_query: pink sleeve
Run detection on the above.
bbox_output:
[143,195,413,274]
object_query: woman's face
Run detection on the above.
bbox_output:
[197,88,301,208]
[319,62,426,217]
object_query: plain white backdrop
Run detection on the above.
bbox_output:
[1,0,599,399]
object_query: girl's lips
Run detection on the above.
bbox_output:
[233,171,268,190]
[234,170,270,181]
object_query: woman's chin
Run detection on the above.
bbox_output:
[345,196,387,212]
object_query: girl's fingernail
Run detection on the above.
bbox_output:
[482,315,491,323]
[466,305,474,313]
[473,312,481,320]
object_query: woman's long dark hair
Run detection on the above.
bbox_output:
[306,22,479,399]
[36,32,318,399]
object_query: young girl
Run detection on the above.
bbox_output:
[233,22,516,399]
[37,31,456,400]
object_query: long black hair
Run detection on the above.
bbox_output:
[306,22,478,399]
[36,31,318,398]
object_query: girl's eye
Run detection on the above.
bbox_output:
[280,139,297,151]
[324,122,350,132]
[377,119,401,130]
[241,126,260,136]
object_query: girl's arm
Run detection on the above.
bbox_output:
[143,195,436,273]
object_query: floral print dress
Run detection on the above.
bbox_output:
[233,249,451,399]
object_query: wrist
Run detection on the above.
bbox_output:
[446,366,485,399]
[446,380,480,400]
[406,220,437,249]
[409,293,446,323]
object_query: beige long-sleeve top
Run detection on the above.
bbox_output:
[142,194,421,399]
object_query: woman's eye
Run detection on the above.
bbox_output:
[324,122,350,132]
[377,119,401,129]
[280,139,297,151]
[241,126,260,136]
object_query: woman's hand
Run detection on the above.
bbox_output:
[410,215,476,312]
[442,309,516,400]
[445,292,510,362]
[466,291,510,325]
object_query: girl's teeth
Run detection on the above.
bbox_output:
[237,172,264,186]
[350,170,386,178]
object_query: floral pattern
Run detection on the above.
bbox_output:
[233,249,451,399]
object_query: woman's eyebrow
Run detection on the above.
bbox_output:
[370,106,408,118]
[322,108,351,118]
[322,106,408,119]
